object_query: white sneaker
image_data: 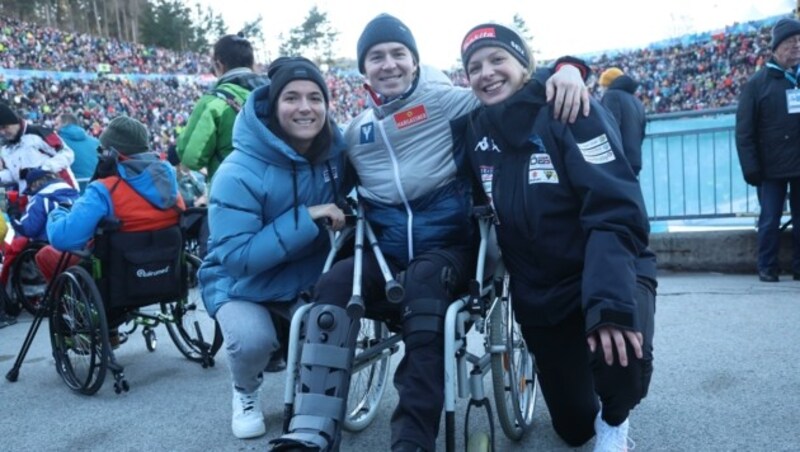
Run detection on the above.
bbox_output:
[231,387,266,439]
[593,411,633,452]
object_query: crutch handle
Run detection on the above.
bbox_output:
[346,295,365,319]
[385,280,404,304]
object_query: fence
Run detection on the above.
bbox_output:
[639,106,759,224]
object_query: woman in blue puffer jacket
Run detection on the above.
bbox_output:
[198,57,352,440]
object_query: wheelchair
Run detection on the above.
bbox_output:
[4,239,48,316]
[0,186,49,316]
[282,204,538,451]
[6,215,223,395]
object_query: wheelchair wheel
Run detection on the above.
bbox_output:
[163,254,222,364]
[49,265,109,395]
[489,272,537,441]
[10,245,47,315]
[343,319,392,432]
[1,283,21,317]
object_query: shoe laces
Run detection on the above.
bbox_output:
[237,391,257,413]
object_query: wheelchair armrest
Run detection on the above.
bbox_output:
[183,206,208,217]
[472,204,494,219]
[96,217,122,234]
[69,248,93,259]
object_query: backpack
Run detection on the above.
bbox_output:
[210,87,245,113]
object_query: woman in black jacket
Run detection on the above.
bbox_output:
[455,23,657,452]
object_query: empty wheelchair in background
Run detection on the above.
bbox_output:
[6,216,222,395]
[282,204,538,451]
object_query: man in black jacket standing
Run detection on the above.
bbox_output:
[598,67,646,177]
[736,17,800,282]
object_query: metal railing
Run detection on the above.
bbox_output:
[639,106,759,222]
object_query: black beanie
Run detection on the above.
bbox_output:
[461,23,531,73]
[356,14,418,74]
[771,18,800,51]
[0,102,20,127]
[267,56,329,108]
[100,116,150,156]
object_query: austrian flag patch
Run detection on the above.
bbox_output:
[394,105,428,129]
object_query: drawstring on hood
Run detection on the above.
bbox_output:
[291,160,299,229]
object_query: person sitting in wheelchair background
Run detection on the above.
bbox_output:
[0,168,78,303]
[35,115,185,283]
[198,57,351,440]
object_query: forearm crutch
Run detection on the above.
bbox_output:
[6,249,76,383]
[345,202,367,319]
[363,220,404,303]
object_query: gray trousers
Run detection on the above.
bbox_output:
[216,300,296,393]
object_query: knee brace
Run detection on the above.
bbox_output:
[401,255,460,302]
[402,298,450,351]
[270,303,360,452]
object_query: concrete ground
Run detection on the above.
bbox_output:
[1,271,798,451]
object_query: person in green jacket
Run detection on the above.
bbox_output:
[177,33,269,181]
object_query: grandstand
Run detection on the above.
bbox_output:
[0,13,791,151]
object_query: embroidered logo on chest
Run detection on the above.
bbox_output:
[393,105,428,129]
[474,136,501,152]
[323,165,338,183]
[360,123,375,144]
[529,153,559,184]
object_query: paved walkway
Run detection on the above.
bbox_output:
[1,271,798,451]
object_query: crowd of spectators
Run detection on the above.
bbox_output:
[0,14,783,151]
[0,17,207,74]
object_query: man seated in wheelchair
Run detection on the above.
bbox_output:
[0,168,79,291]
[35,115,185,311]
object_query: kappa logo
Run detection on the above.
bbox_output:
[393,105,428,129]
[360,123,375,144]
[474,136,501,152]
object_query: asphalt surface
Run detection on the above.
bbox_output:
[1,271,799,451]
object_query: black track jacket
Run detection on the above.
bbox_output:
[453,80,657,334]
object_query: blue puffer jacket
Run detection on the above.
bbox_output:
[198,84,349,318]
[58,123,99,190]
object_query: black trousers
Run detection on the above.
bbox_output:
[521,279,656,447]
[314,245,473,452]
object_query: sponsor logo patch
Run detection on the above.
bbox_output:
[137,266,170,278]
[360,123,375,144]
[529,153,559,184]
[576,134,615,164]
[323,165,338,183]
[480,165,495,208]
[393,105,428,129]
[462,27,497,51]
